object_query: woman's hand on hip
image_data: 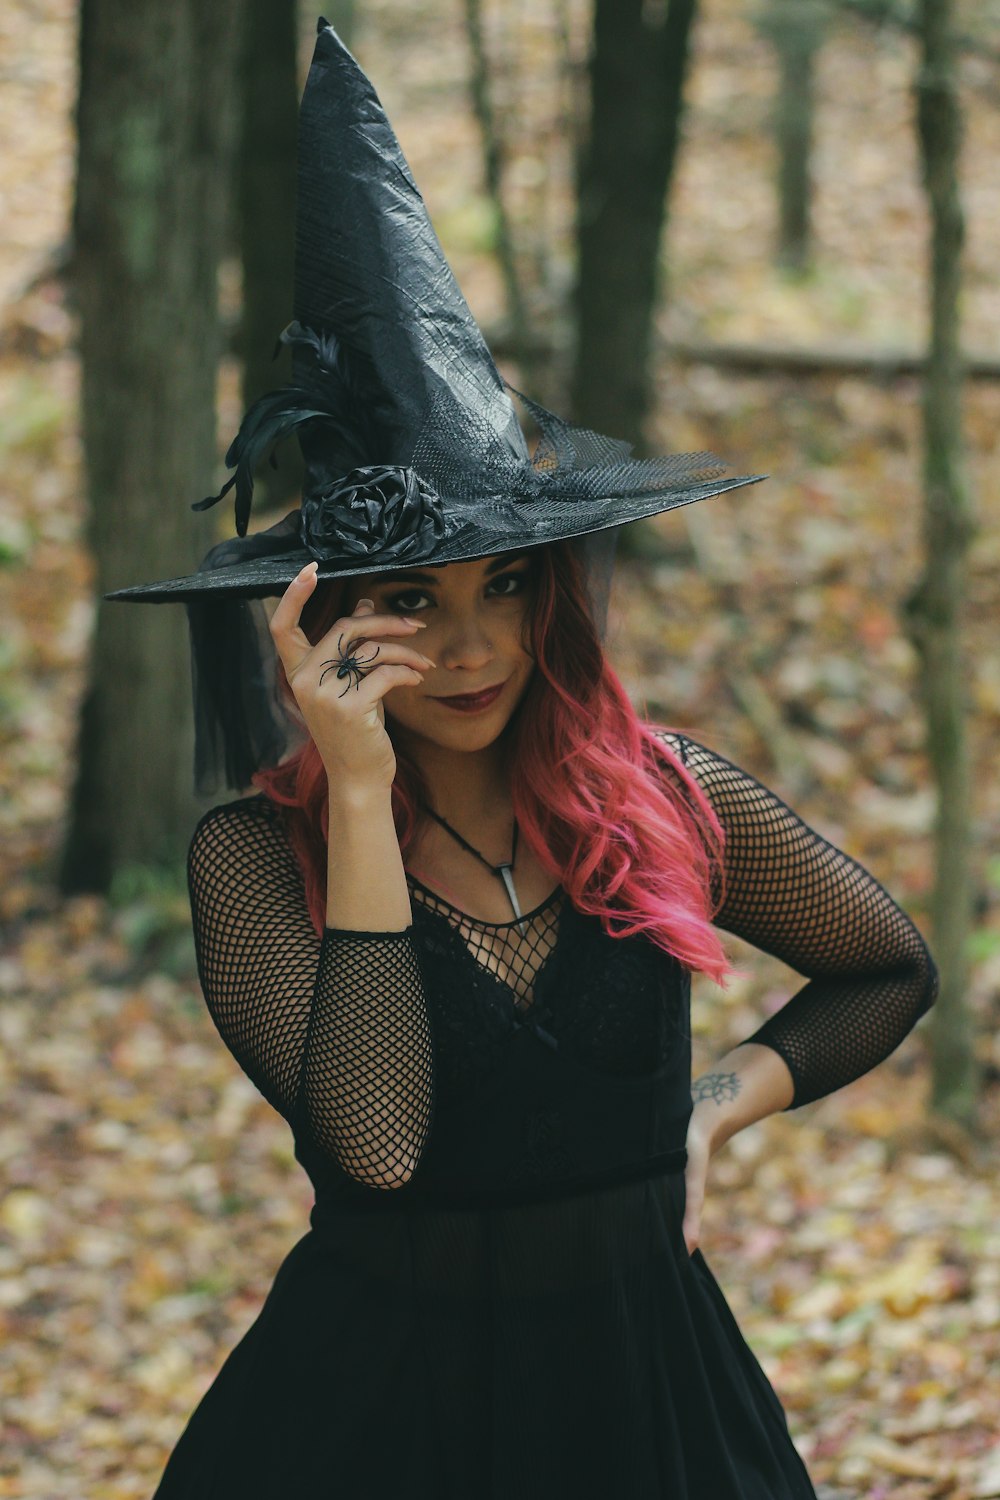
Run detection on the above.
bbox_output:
[682,1046,794,1255]
[682,1105,718,1256]
[269,562,434,791]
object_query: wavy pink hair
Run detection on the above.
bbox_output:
[253,542,731,983]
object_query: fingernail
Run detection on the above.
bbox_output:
[403,616,427,627]
[358,597,374,608]
[421,655,436,667]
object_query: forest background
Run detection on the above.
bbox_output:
[1,0,999,1495]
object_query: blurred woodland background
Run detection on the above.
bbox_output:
[1,0,999,1495]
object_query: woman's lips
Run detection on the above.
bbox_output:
[430,681,507,713]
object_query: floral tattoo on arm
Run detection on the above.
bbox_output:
[691,1071,742,1107]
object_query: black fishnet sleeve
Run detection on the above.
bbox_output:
[655,733,939,1108]
[186,797,434,1187]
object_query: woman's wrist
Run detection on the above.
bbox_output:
[326,777,394,816]
[325,778,411,930]
[690,1043,796,1153]
[689,1075,745,1155]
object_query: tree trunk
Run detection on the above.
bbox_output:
[236,0,300,510]
[62,0,240,892]
[571,0,698,451]
[462,0,531,365]
[324,0,358,49]
[904,0,978,1127]
[758,0,825,272]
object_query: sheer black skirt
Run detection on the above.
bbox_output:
[153,1171,816,1500]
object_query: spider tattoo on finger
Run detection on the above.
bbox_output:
[319,634,381,696]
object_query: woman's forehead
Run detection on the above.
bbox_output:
[360,549,532,588]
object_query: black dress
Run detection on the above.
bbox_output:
[153,733,937,1499]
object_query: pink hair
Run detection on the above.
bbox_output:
[253,543,731,983]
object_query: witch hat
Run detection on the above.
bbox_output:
[105,18,763,605]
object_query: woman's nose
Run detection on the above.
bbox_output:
[436,610,494,671]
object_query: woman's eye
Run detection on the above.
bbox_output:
[380,570,527,612]
[489,572,527,597]
[386,589,431,612]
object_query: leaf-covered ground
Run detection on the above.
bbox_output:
[1,0,999,1496]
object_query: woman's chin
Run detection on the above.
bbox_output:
[386,705,516,755]
[385,669,532,755]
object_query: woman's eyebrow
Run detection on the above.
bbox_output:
[371,551,532,587]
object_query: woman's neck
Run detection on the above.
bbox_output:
[398,735,513,828]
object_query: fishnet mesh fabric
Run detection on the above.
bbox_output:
[408,877,690,1112]
[405,384,732,510]
[655,733,939,1107]
[514,388,727,484]
[407,878,562,1009]
[187,738,937,1197]
[188,797,433,1188]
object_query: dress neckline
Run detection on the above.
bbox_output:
[405,871,564,930]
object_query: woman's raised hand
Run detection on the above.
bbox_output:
[269,562,434,791]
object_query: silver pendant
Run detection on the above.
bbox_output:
[497,862,528,937]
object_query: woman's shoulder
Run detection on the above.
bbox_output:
[192,790,282,834]
[188,792,296,871]
[646,725,688,756]
[643,727,752,820]
[644,724,716,775]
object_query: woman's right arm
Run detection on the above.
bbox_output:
[189,569,438,1189]
[299,780,434,1187]
[187,794,434,1189]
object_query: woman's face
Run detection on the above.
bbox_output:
[340,549,538,754]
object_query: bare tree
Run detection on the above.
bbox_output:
[571,0,698,451]
[462,0,531,366]
[758,0,827,272]
[904,0,979,1127]
[237,0,300,510]
[324,0,358,49]
[62,0,240,891]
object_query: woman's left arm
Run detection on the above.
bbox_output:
[654,731,939,1251]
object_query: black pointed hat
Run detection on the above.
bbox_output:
[106,18,763,607]
[106,20,767,792]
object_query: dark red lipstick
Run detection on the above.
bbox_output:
[430,681,507,714]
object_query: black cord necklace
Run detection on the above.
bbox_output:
[420,803,528,935]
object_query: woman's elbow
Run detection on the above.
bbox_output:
[914,937,940,1017]
[336,1139,425,1190]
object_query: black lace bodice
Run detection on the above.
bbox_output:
[186,733,937,1193]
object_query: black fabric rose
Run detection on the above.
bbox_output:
[299,465,447,563]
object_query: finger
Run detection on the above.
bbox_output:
[309,619,436,689]
[311,611,427,666]
[354,662,426,701]
[344,592,418,628]
[269,562,320,675]
[682,1162,705,1255]
[271,570,425,678]
[682,1186,702,1256]
[315,641,436,687]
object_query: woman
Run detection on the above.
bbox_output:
[108,23,938,1498]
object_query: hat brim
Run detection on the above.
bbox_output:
[105,473,766,603]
